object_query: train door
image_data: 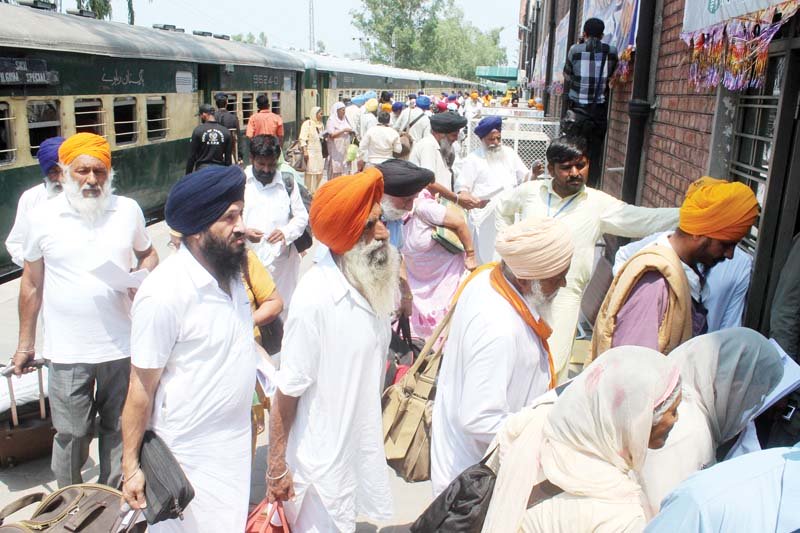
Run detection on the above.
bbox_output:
[197,64,216,106]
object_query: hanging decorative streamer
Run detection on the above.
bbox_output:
[681,0,800,91]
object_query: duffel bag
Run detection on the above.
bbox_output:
[0,483,142,532]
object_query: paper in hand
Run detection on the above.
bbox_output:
[90,260,148,292]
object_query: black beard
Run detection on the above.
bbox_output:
[201,231,245,280]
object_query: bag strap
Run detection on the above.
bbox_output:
[406,109,425,132]
[526,479,564,509]
[400,303,456,388]
[0,492,45,525]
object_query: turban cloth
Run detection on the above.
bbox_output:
[447,103,458,112]
[377,159,434,197]
[475,115,502,138]
[416,95,431,109]
[365,98,379,113]
[392,101,404,112]
[310,168,384,255]
[436,101,448,112]
[59,132,111,169]
[364,90,378,100]
[679,176,759,241]
[352,95,367,106]
[470,91,479,98]
[165,165,246,236]
[430,112,467,134]
[447,94,458,102]
[381,103,393,113]
[495,217,574,280]
[37,136,65,175]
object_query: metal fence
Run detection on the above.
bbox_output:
[464,108,561,169]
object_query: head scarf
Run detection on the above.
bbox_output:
[37,136,65,176]
[377,159,434,197]
[59,132,111,169]
[430,112,467,134]
[416,95,431,110]
[391,101,404,113]
[474,116,502,138]
[542,347,681,502]
[679,177,759,241]
[365,98,379,113]
[639,328,783,516]
[326,102,349,134]
[495,217,574,280]
[165,165,246,236]
[310,168,384,255]
[309,106,322,126]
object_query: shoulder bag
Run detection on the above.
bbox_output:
[281,172,313,254]
[242,253,284,355]
[139,430,195,525]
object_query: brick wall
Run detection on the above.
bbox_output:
[601,0,716,207]
[602,79,631,199]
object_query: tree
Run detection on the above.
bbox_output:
[351,0,505,79]
[258,32,268,47]
[76,0,111,19]
[316,40,327,53]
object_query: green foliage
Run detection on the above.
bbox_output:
[316,40,327,53]
[76,0,111,19]
[351,0,506,80]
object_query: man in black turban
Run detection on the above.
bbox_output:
[165,164,247,284]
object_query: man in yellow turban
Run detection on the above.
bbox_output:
[268,168,401,530]
[13,131,158,488]
[431,217,574,496]
[592,176,759,360]
[464,89,483,120]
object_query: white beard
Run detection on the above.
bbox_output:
[45,179,62,199]
[62,168,114,225]
[485,144,509,165]
[524,280,556,324]
[340,238,401,316]
[380,198,409,222]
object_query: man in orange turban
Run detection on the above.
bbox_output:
[268,167,402,530]
[592,176,759,360]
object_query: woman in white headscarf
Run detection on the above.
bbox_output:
[324,102,353,179]
[298,106,324,193]
[639,328,784,516]
[483,346,682,533]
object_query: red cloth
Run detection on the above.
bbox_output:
[246,110,284,139]
[310,168,384,254]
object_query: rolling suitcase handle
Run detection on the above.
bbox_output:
[2,359,47,427]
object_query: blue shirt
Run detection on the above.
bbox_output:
[386,219,403,249]
[646,444,800,533]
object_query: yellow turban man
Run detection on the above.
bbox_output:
[58,132,111,169]
[679,176,759,241]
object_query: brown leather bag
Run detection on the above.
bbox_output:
[0,484,143,532]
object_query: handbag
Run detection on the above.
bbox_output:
[382,305,455,482]
[410,447,498,533]
[281,172,314,254]
[384,315,423,391]
[431,198,467,254]
[345,142,359,162]
[286,140,306,173]
[139,430,195,525]
[245,499,290,533]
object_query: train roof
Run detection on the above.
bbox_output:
[0,3,305,71]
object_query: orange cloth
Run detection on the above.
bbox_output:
[58,132,111,168]
[381,103,393,113]
[245,109,284,139]
[310,168,384,254]
[679,176,759,241]
[450,262,556,390]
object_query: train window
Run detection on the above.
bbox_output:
[270,92,280,115]
[146,96,168,140]
[113,97,138,145]
[27,100,61,157]
[74,98,106,136]
[0,102,14,164]
[242,93,254,124]
[225,93,237,113]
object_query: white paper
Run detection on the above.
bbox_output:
[477,185,505,201]
[90,261,148,292]
[726,339,800,459]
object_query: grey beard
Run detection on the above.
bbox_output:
[381,198,409,222]
[524,280,555,324]
[340,238,401,316]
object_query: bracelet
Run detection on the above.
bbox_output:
[122,466,142,483]
[455,192,461,206]
[402,295,413,301]
[14,349,35,355]
[464,249,475,254]
[266,467,289,481]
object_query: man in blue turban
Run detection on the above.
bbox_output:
[5,136,65,267]
[122,163,258,531]
[455,114,534,264]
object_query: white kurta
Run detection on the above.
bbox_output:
[274,251,393,532]
[431,269,551,496]
[243,167,309,319]
[131,246,258,532]
[494,179,680,379]
[409,134,452,191]
[358,125,402,164]
[407,108,431,143]
[5,183,52,267]
[456,146,530,265]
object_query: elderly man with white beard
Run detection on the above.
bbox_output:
[12,132,158,488]
[268,168,400,532]
[456,115,533,264]
[430,217,574,496]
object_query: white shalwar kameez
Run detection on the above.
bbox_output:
[275,251,393,532]
[5,183,53,267]
[456,145,530,264]
[131,246,258,533]
[244,166,309,319]
[431,269,551,496]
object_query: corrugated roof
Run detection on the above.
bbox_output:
[0,4,304,70]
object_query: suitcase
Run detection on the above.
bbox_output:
[0,360,56,469]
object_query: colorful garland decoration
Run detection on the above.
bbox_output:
[610,45,635,86]
[681,0,800,91]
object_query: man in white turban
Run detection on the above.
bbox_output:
[430,217,574,495]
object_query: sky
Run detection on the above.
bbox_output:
[103,0,521,65]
